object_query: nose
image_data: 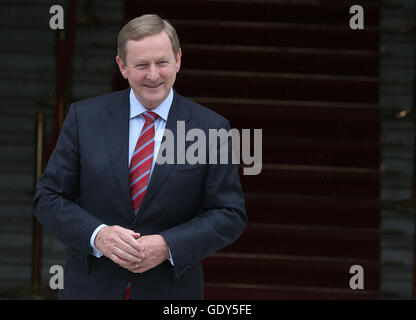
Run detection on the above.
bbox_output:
[146,64,159,82]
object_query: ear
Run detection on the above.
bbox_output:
[116,56,128,79]
[175,48,182,73]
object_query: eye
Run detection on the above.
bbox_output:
[158,61,168,66]
[136,64,148,69]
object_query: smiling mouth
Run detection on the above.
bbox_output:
[144,83,163,89]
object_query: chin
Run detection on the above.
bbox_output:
[144,98,163,109]
[147,93,167,104]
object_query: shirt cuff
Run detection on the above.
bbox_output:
[168,248,174,266]
[89,224,107,258]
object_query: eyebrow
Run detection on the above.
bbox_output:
[133,56,170,64]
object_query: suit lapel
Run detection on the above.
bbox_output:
[133,91,191,224]
[100,88,134,220]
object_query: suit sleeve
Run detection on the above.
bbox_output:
[160,119,248,277]
[33,104,104,260]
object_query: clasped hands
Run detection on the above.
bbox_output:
[94,225,170,273]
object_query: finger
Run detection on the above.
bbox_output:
[128,259,145,269]
[116,233,145,258]
[137,265,150,274]
[114,226,141,244]
[125,230,141,240]
[114,242,142,260]
[131,233,141,239]
[111,252,138,268]
[121,238,146,258]
[110,246,143,265]
[133,237,147,252]
[127,262,143,273]
[127,233,146,251]
[109,252,133,268]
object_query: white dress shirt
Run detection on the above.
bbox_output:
[89,88,174,264]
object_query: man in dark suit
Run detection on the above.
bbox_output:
[33,14,247,299]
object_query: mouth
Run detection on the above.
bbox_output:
[143,83,163,89]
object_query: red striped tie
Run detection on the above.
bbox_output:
[124,111,158,300]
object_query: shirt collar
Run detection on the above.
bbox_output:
[129,88,173,121]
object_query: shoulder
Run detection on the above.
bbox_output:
[174,92,229,128]
[70,88,129,116]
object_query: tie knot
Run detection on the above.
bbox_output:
[142,111,158,123]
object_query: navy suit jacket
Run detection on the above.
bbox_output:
[33,88,247,299]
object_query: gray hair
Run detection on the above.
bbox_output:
[117,14,180,62]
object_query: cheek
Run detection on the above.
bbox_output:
[129,72,145,84]
[161,68,177,82]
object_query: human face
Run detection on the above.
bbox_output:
[116,31,181,109]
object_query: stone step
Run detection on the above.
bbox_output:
[0,81,54,98]
[0,203,34,219]
[0,258,66,284]
[0,130,35,145]
[0,216,31,234]
[0,54,54,73]
[382,178,412,190]
[0,172,34,190]
[133,0,380,25]
[382,119,414,131]
[0,68,113,88]
[381,138,413,152]
[382,158,413,177]
[0,116,35,132]
[76,25,121,47]
[182,44,379,77]
[381,247,414,267]
[0,187,33,203]
[72,83,113,100]
[382,230,414,249]
[0,144,33,160]
[0,226,67,252]
[382,262,413,282]
[0,109,54,122]
[2,0,121,23]
[0,53,115,76]
[380,84,415,97]
[173,69,379,104]
[379,93,415,110]
[382,138,414,151]
[381,189,412,202]
[0,159,34,175]
[381,191,412,203]
[1,0,65,24]
[0,27,54,49]
[381,261,414,299]
[72,55,117,75]
[381,279,413,299]
[381,278,412,300]
[0,96,54,112]
[204,253,380,291]
[381,63,415,86]
[0,231,31,248]
[1,39,54,55]
[0,244,67,292]
[3,28,116,56]
[0,235,66,263]
[382,208,415,221]
[382,148,413,159]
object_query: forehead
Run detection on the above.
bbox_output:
[125,31,174,61]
